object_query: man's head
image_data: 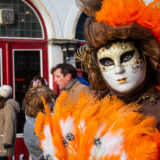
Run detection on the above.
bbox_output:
[51,63,77,90]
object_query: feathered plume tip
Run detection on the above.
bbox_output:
[94,0,160,45]
[35,92,160,160]
[75,0,103,16]
[76,0,160,46]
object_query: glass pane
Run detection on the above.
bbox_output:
[25,23,31,30]
[0,0,43,38]
[1,0,12,3]
[19,5,25,13]
[1,30,6,36]
[76,13,88,40]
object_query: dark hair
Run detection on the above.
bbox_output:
[29,75,47,89]
[0,96,7,109]
[51,63,77,79]
[24,86,56,117]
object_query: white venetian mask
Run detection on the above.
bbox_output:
[97,41,146,93]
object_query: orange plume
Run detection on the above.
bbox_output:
[95,0,160,45]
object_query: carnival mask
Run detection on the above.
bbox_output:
[97,41,146,93]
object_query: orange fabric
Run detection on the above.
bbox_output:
[95,0,160,45]
[34,112,45,150]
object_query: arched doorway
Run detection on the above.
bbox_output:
[0,0,48,130]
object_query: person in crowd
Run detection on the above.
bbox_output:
[35,0,160,159]
[28,75,48,89]
[51,63,89,102]
[22,75,55,112]
[0,85,19,160]
[29,75,56,111]
[23,86,56,160]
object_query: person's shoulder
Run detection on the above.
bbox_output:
[74,81,90,94]
[75,81,89,89]
[6,99,18,105]
[5,99,20,113]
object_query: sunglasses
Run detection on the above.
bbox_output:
[33,80,41,84]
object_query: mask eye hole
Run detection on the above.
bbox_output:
[121,50,135,63]
[99,58,114,66]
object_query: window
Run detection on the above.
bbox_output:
[76,13,88,40]
[0,0,43,38]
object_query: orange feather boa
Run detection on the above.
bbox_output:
[35,91,160,160]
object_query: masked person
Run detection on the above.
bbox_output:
[35,0,160,159]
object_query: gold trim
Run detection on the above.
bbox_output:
[75,44,91,73]
[54,38,75,40]
[72,10,81,39]
[36,0,56,37]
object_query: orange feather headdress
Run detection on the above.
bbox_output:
[76,0,160,42]
[95,0,160,44]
